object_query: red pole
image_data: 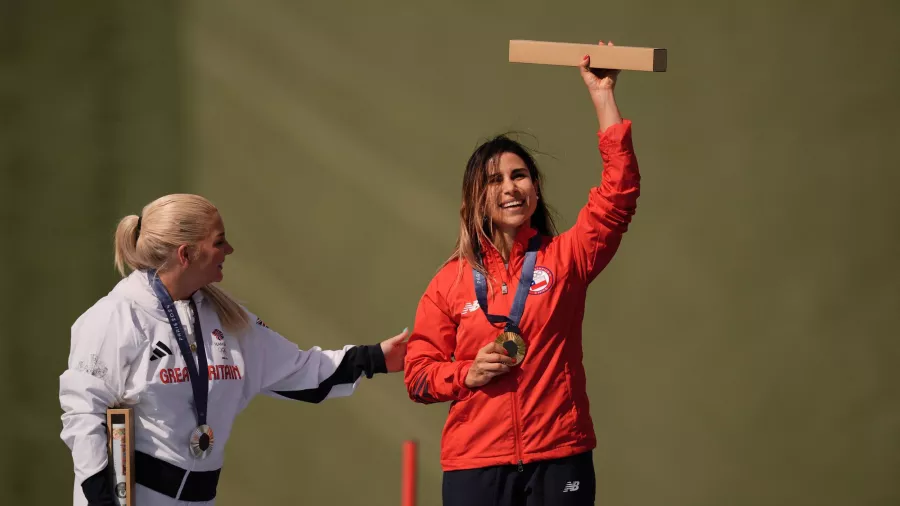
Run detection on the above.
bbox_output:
[402,440,417,506]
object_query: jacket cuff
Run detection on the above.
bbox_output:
[453,361,475,401]
[81,465,117,506]
[598,119,633,151]
[364,344,388,377]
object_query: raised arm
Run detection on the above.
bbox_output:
[561,40,641,283]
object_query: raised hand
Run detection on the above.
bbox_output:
[579,40,621,93]
[579,39,623,132]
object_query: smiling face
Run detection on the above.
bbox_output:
[457,134,557,271]
[485,152,539,235]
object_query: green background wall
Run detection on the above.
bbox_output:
[2,1,899,504]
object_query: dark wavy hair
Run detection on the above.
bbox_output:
[445,134,558,276]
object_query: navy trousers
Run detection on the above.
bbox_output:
[442,451,596,506]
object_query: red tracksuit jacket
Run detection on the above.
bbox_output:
[404,120,640,471]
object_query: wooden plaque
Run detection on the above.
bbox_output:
[106,407,135,505]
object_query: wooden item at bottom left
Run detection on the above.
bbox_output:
[106,407,135,506]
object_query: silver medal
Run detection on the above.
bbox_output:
[189,424,215,459]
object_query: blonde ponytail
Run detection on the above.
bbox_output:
[112,194,250,333]
[114,215,143,276]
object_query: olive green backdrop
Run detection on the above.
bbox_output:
[3,0,899,505]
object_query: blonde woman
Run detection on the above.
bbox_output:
[60,194,408,506]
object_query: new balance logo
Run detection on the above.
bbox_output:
[461,300,480,315]
[149,341,173,361]
[562,481,580,493]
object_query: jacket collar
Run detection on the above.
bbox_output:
[111,270,207,321]
[478,225,538,272]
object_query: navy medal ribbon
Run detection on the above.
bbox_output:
[148,271,214,459]
[472,234,541,365]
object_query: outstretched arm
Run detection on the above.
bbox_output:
[248,314,407,403]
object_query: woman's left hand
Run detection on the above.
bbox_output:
[580,39,623,132]
[579,40,621,95]
[380,328,410,373]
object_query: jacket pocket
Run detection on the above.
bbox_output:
[441,392,516,461]
[562,363,581,433]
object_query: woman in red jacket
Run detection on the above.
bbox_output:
[404,40,641,506]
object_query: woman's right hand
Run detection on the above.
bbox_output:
[464,342,517,388]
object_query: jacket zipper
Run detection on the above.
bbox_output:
[510,388,524,472]
[496,240,525,471]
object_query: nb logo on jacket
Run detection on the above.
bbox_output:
[461,300,480,315]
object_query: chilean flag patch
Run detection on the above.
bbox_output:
[530,266,554,295]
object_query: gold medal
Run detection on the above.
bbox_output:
[495,330,526,366]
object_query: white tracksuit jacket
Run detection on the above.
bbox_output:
[59,270,387,505]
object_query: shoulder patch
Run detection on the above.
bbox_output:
[255,317,270,329]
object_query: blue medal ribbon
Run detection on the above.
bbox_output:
[472,234,541,335]
[147,271,210,454]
